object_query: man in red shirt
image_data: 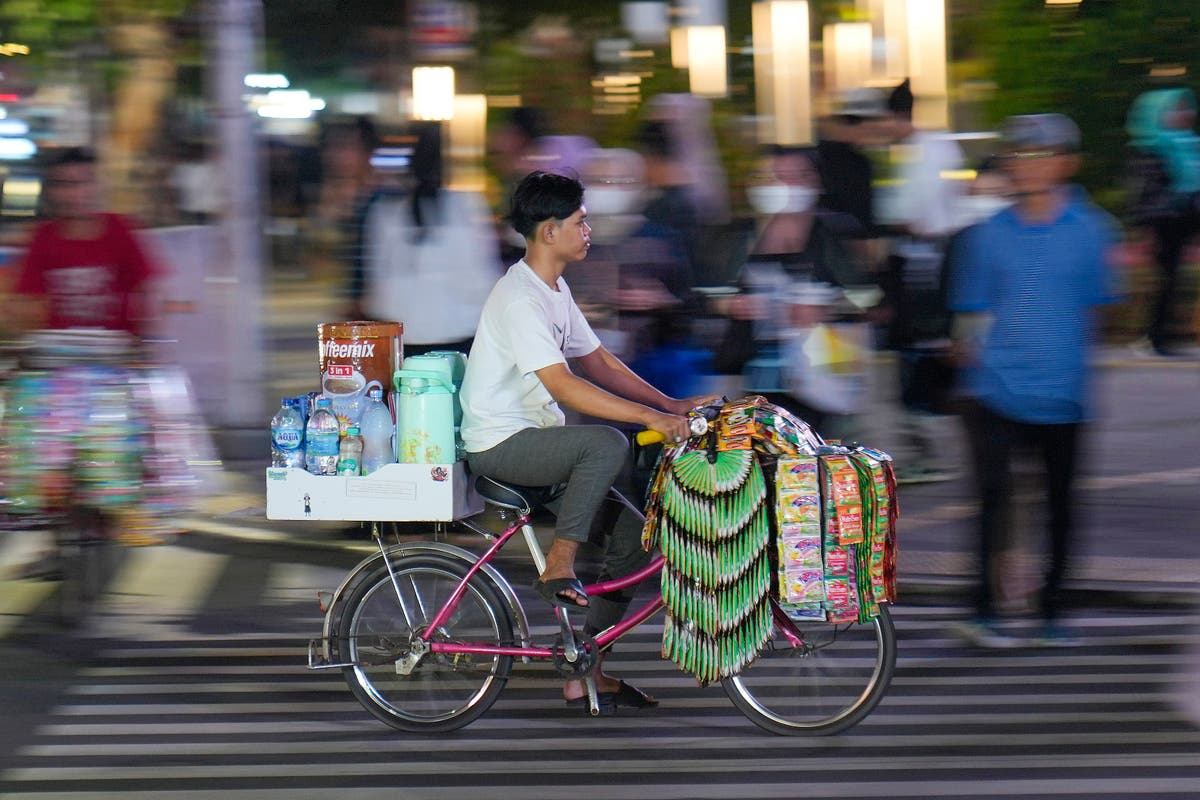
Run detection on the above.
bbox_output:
[11,147,160,335]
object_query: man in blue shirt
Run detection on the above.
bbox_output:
[950,114,1122,647]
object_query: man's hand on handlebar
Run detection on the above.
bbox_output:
[643,410,692,445]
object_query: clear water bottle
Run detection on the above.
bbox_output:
[305,397,340,475]
[358,388,395,475]
[337,425,364,476]
[270,397,305,469]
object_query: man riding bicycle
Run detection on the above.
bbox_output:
[460,170,717,714]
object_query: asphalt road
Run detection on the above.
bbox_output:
[1,538,1199,799]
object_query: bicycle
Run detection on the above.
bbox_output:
[307,417,897,736]
[0,330,144,627]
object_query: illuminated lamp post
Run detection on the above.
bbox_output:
[753,0,812,145]
[411,66,455,121]
[823,21,872,93]
[905,0,948,127]
[448,94,487,191]
[687,25,728,97]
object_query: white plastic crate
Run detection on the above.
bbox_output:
[265,462,482,522]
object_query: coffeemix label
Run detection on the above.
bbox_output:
[318,321,403,433]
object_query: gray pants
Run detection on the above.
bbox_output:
[466,425,652,632]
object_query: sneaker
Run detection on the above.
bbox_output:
[1127,337,1159,359]
[1128,337,1196,359]
[1035,622,1081,648]
[952,617,1020,649]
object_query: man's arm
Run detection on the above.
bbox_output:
[535,354,691,442]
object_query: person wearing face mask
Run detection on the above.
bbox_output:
[712,146,867,439]
[570,148,707,443]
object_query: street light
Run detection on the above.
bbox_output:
[412,66,455,121]
[687,25,728,97]
[753,0,812,145]
[905,0,948,127]
[823,21,872,93]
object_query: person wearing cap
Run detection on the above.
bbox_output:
[1124,87,1200,357]
[949,113,1123,648]
[815,86,890,238]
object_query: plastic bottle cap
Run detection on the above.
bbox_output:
[317,397,332,407]
[347,426,360,435]
[369,388,383,400]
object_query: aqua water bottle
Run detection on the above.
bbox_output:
[305,397,340,475]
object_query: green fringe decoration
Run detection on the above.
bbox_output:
[654,446,772,685]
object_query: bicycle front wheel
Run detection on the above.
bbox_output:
[722,603,896,735]
[334,554,515,733]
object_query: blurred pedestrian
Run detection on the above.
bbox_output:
[632,119,702,282]
[169,141,220,225]
[949,114,1122,648]
[815,87,889,240]
[576,147,703,396]
[490,106,597,265]
[876,79,967,483]
[712,146,868,440]
[7,147,161,336]
[3,146,166,555]
[311,116,383,319]
[644,93,730,227]
[362,121,499,356]
[1124,86,1200,357]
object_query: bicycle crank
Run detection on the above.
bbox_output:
[551,631,599,678]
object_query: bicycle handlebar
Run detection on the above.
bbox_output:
[636,401,723,447]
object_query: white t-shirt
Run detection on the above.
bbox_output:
[460,260,602,452]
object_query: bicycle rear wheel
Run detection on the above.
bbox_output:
[335,554,515,733]
[722,603,896,735]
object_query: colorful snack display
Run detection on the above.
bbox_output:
[643,397,900,681]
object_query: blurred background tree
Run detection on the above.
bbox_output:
[0,0,191,214]
[978,0,1200,206]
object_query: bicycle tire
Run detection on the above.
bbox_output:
[334,554,516,733]
[721,603,896,736]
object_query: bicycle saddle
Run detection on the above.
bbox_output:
[473,475,562,515]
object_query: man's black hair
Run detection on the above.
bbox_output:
[509,170,584,238]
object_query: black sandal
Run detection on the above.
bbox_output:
[532,577,589,609]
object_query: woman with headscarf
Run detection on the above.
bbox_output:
[1125,87,1200,357]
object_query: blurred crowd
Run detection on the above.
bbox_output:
[259,81,1196,464]
[2,77,1200,644]
[263,80,1195,647]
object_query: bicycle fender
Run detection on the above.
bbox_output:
[318,541,531,662]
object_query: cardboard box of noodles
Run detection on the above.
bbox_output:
[265,462,482,521]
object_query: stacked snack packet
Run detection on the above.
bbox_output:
[642,396,899,684]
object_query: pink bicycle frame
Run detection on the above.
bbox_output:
[416,510,804,661]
